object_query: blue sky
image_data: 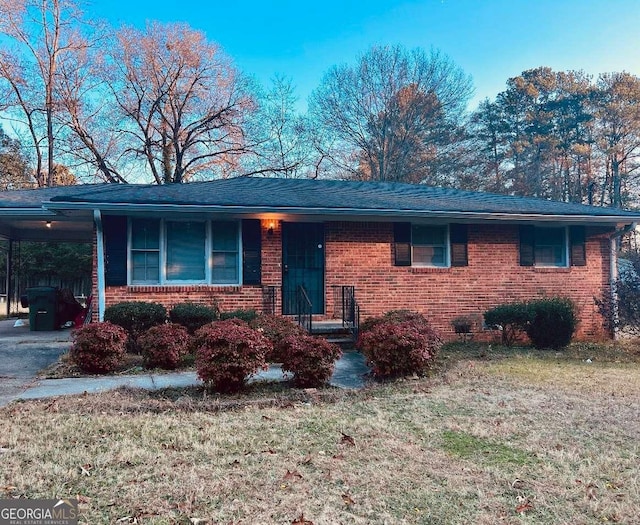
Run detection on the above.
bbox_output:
[89,0,640,111]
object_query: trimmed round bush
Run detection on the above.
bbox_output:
[250,314,306,363]
[357,312,441,378]
[526,298,577,349]
[483,302,533,346]
[104,301,167,341]
[169,302,219,334]
[70,322,128,374]
[193,319,272,393]
[220,308,258,323]
[138,323,191,369]
[280,334,342,388]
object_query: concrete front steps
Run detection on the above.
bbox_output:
[311,320,357,351]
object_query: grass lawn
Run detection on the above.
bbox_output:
[1,342,639,524]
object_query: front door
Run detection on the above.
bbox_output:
[282,222,325,315]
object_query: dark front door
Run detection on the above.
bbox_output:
[282,222,325,315]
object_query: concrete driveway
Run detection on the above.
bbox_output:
[0,319,72,406]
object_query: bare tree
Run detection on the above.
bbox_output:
[0,0,88,186]
[106,22,257,184]
[309,45,473,182]
[247,75,315,178]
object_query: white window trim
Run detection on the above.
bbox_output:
[128,218,242,286]
[534,226,569,268]
[411,224,451,268]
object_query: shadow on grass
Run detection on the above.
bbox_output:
[438,339,640,372]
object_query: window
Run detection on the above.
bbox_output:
[412,225,449,267]
[534,227,567,267]
[131,219,160,283]
[520,225,576,268]
[129,219,240,284]
[166,221,206,281]
[212,221,240,284]
[393,222,467,268]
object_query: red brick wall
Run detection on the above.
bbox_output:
[95,219,613,341]
[325,222,612,341]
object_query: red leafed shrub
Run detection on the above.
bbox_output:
[193,319,272,393]
[356,313,441,378]
[138,323,191,370]
[70,322,128,374]
[250,314,306,363]
[359,309,431,333]
[280,334,342,388]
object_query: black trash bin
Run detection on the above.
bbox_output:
[26,286,59,331]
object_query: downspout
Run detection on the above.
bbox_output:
[609,222,636,339]
[94,210,106,322]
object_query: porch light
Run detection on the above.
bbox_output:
[265,219,278,236]
[45,221,52,228]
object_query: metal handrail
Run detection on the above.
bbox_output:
[296,284,313,334]
[340,285,360,340]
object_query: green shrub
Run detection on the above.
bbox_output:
[70,322,128,374]
[526,298,577,349]
[169,302,219,334]
[280,334,342,388]
[103,301,167,344]
[250,314,306,362]
[138,323,191,370]
[219,308,258,323]
[483,303,533,346]
[357,311,441,378]
[193,320,272,393]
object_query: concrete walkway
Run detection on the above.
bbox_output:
[15,352,370,403]
[0,316,371,406]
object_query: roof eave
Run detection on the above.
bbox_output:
[41,201,640,225]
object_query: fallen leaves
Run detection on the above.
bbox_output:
[341,493,356,505]
[515,499,533,513]
[291,514,313,525]
[339,432,355,446]
[283,469,303,481]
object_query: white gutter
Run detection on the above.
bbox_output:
[609,222,637,339]
[0,208,59,217]
[42,201,640,224]
[93,209,106,322]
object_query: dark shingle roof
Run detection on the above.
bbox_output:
[3,178,640,220]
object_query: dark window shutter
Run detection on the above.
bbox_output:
[393,222,411,266]
[103,215,128,286]
[570,225,587,266]
[519,225,535,267]
[450,223,468,267]
[242,219,262,285]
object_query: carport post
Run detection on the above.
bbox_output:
[94,210,106,321]
[5,240,12,317]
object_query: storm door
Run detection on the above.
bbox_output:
[282,222,325,315]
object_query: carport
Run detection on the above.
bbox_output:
[0,186,94,319]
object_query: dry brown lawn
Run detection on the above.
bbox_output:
[1,342,639,524]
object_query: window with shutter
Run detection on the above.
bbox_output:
[128,218,243,285]
[520,225,577,268]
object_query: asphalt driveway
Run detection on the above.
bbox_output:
[0,319,72,406]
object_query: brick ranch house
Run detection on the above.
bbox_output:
[1,177,639,340]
